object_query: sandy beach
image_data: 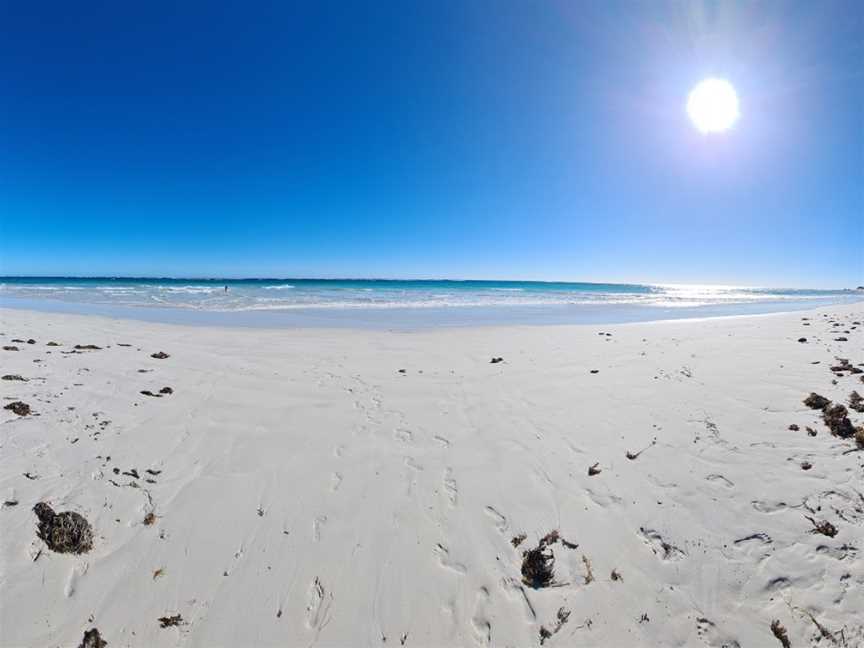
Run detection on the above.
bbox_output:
[1,304,862,648]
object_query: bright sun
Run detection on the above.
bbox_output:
[686,78,740,134]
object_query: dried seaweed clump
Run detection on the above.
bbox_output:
[770,620,791,648]
[806,515,838,538]
[539,607,570,645]
[822,403,856,438]
[520,530,578,589]
[158,614,183,628]
[33,502,93,554]
[803,393,830,410]
[78,628,108,648]
[151,351,170,360]
[849,390,864,413]
[4,401,31,416]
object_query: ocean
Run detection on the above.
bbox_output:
[1,277,861,327]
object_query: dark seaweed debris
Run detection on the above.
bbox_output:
[803,393,830,410]
[78,628,108,648]
[770,620,791,648]
[33,502,93,554]
[520,530,578,589]
[806,515,838,538]
[4,401,31,416]
[823,403,856,438]
[151,351,170,359]
[158,614,183,628]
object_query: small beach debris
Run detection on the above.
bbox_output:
[511,533,527,548]
[582,555,594,584]
[848,391,864,413]
[805,516,838,538]
[521,539,556,588]
[77,628,108,648]
[822,403,855,438]
[797,337,807,343]
[143,512,156,526]
[1,374,27,381]
[803,393,830,410]
[520,530,577,589]
[4,401,31,416]
[539,607,570,645]
[26,339,35,344]
[806,426,817,436]
[397,368,406,373]
[770,620,791,648]
[3,499,19,507]
[146,469,162,476]
[46,341,60,346]
[834,337,848,342]
[588,462,601,476]
[611,569,622,582]
[490,357,504,364]
[140,390,161,398]
[3,346,20,351]
[589,369,599,374]
[153,567,165,580]
[800,461,812,470]
[159,386,173,395]
[626,438,657,460]
[33,502,93,554]
[74,344,102,350]
[122,468,140,479]
[788,424,799,431]
[151,351,170,359]
[158,614,183,628]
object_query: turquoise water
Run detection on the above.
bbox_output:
[1,277,861,327]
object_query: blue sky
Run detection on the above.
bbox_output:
[1,1,861,287]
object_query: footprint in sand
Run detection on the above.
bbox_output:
[313,516,327,542]
[750,500,789,514]
[394,428,413,443]
[434,543,467,575]
[330,472,343,492]
[705,474,734,488]
[483,506,508,534]
[639,527,686,561]
[471,587,492,646]
[695,617,741,648]
[443,469,458,506]
[64,562,88,598]
[305,577,333,630]
[404,457,423,471]
[433,435,451,448]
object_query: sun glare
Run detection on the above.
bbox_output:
[686,78,740,134]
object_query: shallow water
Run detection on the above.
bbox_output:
[1,277,861,329]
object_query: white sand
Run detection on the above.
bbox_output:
[1,305,863,648]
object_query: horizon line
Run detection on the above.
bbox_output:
[1,275,862,292]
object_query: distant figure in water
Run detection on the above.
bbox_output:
[224,285,228,292]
